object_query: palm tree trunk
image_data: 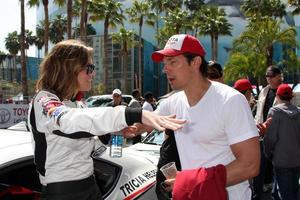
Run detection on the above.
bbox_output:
[43,1,49,55]
[210,34,214,60]
[266,46,273,66]
[138,19,143,93]
[123,51,128,93]
[103,19,109,93]
[20,0,28,101]
[67,0,73,39]
[155,8,161,46]
[213,35,218,61]
[80,0,87,42]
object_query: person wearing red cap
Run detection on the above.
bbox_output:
[264,84,300,200]
[133,34,260,200]
[234,79,254,102]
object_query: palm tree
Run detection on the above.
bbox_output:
[5,31,19,82]
[184,0,204,12]
[49,14,67,44]
[28,0,49,55]
[67,0,73,39]
[231,18,297,86]
[35,21,45,60]
[80,0,87,41]
[0,52,6,80]
[238,18,296,66]
[125,0,155,92]
[73,23,97,38]
[184,0,205,36]
[288,0,300,15]
[149,0,183,44]
[89,0,125,93]
[27,0,64,55]
[71,0,82,39]
[20,0,28,101]
[198,6,232,61]
[241,0,286,20]
[157,8,190,47]
[111,27,138,93]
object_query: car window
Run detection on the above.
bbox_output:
[0,157,41,199]
[93,157,122,199]
[142,130,164,145]
[122,96,132,104]
[91,98,112,107]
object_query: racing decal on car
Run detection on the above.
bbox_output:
[123,181,156,200]
[120,169,156,198]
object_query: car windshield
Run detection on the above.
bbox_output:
[86,95,133,107]
[141,130,164,145]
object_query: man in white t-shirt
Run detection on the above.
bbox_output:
[142,92,155,112]
[132,34,260,200]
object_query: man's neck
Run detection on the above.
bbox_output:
[184,78,211,107]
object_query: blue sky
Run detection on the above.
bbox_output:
[0,0,36,57]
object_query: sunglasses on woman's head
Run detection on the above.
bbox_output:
[86,64,95,74]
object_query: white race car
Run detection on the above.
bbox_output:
[0,126,158,200]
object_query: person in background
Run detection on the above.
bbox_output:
[107,88,128,107]
[142,92,155,112]
[253,65,282,200]
[128,89,143,108]
[264,84,300,200]
[128,89,143,143]
[233,78,257,113]
[207,60,224,83]
[234,78,253,102]
[131,34,260,200]
[28,40,186,200]
[100,88,128,144]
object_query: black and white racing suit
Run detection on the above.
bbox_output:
[28,90,142,196]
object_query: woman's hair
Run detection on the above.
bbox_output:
[36,40,93,100]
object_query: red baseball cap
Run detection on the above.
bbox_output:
[276,84,293,98]
[233,79,253,92]
[151,34,206,63]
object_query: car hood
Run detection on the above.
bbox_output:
[125,143,160,165]
[0,130,33,166]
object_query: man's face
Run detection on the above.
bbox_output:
[266,72,282,89]
[162,54,196,90]
[113,93,122,105]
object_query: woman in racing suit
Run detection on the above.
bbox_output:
[28,40,185,200]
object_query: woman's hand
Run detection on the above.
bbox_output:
[141,110,186,131]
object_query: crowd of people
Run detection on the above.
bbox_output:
[27,35,300,200]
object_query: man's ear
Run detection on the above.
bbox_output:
[192,56,202,68]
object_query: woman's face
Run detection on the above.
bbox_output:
[77,57,95,92]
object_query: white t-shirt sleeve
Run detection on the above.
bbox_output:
[222,94,258,145]
[154,96,173,115]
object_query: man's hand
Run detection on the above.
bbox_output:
[163,178,176,192]
[256,117,272,136]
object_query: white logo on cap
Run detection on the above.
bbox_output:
[164,34,186,51]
